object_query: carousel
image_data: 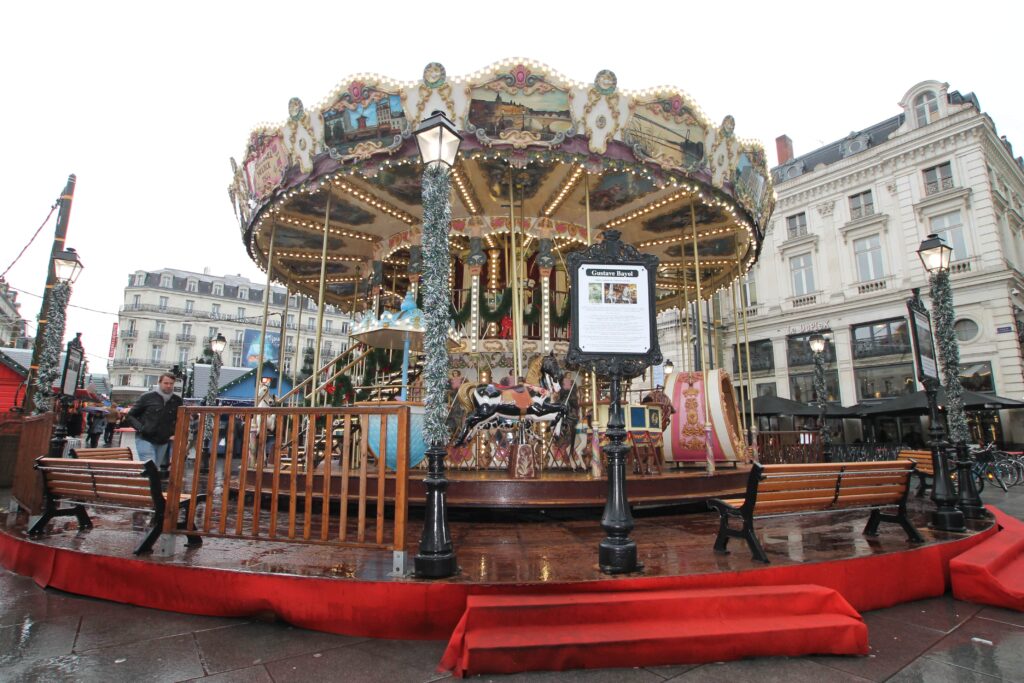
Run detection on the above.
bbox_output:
[228,59,775,506]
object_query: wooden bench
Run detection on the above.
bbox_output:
[69,447,134,461]
[897,450,935,497]
[708,461,924,563]
[28,457,203,555]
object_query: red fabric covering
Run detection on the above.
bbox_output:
[439,585,867,677]
[950,506,1024,611]
[0,524,996,640]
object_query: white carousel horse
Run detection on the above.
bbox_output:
[452,353,569,447]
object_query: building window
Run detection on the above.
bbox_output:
[237,307,246,320]
[849,190,874,220]
[852,318,911,359]
[306,338,314,349]
[155,320,165,333]
[786,213,808,239]
[756,382,776,397]
[239,288,248,300]
[145,375,158,388]
[158,296,169,311]
[234,330,244,342]
[930,210,968,261]
[954,319,980,342]
[213,283,223,296]
[741,276,757,306]
[182,323,192,336]
[789,253,815,296]
[125,343,134,359]
[160,274,172,288]
[208,327,217,340]
[307,318,315,331]
[135,274,146,286]
[287,314,295,328]
[185,299,194,313]
[854,363,916,400]
[790,371,840,404]
[127,319,137,333]
[211,303,221,317]
[340,322,350,335]
[178,347,189,364]
[132,294,141,307]
[323,341,333,355]
[152,345,162,362]
[232,353,242,366]
[324,319,332,332]
[119,374,130,385]
[960,361,994,392]
[923,162,953,195]
[914,91,939,127]
[286,335,294,352]
[187,279,197,292]
[853,234,884,282]
[733,339,774,374]
[787,332,834,368]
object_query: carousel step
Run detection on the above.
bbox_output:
[439,584,866,677]
[951,506,1024,611]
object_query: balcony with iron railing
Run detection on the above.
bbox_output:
[176,334,196,344]
[925,176,955,196]
[119,329,138,339]
[849,205,875,220]
[148,331,169,341]
[109,357,171,369]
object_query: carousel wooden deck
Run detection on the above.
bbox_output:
[237,463,750,509]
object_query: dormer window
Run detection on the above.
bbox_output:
[160,274,172,288]
[187,279,198,292]
[213,283,223,296]
[239,287,248,300]
[914,91,939,127]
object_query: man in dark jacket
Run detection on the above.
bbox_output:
[126,372,182,470]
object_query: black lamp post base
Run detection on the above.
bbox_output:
[929,507,966,533]
[599,539,643,575]
[414,552,458,579]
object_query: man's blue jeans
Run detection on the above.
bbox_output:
[136,439,170,469]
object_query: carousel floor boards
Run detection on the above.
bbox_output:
[0,498,996,655]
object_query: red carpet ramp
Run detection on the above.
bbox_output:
[951,506,1024,611]
[439,584,867,677]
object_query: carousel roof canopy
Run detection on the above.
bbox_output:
[229,59,775,312]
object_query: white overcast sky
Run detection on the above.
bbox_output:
[1,1,1019,371]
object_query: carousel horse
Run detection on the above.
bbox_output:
[452,353,569,447]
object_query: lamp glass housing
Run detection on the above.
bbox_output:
[52,248,83,284]
[917,233,953,274]
[211,333,227,354]
[663,359,674,375]
[808,333,826,354]
[415,110,462,167]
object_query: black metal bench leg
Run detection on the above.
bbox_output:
[894,508,925,543]
[28,505,92,535]
[713,513,732,554]
[27,510,54,536]
[915,472,929,497]
[864,509,882,537]
[134,524,162,555]
[742,520,769,564]
[178,500,203,547]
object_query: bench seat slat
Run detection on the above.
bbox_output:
[45,481,151,497]
[42,473,147,488]
[37,458,145,471]
[46,488,155,507]
[762,461,912,475]
[70,448,134,460]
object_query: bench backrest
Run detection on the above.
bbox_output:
[69,447,134,461]
[34,457,159,508]
[897,450,934,475]
[749,461,915,514]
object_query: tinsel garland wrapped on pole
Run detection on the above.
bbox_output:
[422,162,452,446]
[929,270,970,444]
[32,281,71,415]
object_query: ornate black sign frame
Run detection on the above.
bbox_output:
[907,290,940,388]
[566,230,663,379]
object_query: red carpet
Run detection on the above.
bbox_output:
[0,524,996,640]
[439,585,867,677]
[951,507,1024,611]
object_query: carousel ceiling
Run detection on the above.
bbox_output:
[229,60,775,311]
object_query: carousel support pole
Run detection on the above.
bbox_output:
[584,172,600,443]
[277,284,290,402]
[690,203,714,474]
[599,373,641,574]
[400,335,410,401]
[682,269,691,372]
[469,272,480,352]
[255,222,277,403]
[740,272,757,461]
[730,279,747,443]
[292,295,303,406]
[507,167,522,381]
[312,194,332,407]
[414,110,460,579]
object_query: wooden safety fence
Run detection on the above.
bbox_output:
[162,404,411,552]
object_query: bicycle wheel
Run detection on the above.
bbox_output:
[992,462,1012,492]
[973,469,985,494]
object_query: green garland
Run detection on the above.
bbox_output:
[450,286,571,331]
[930,270,970,443]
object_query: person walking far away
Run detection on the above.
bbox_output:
[126,372,182,473]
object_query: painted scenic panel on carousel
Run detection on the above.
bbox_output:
[735,147,771,223]
[288,194,375,226]
[285,261,353,278]
[583,172,658,212]
[467,68,573,146]
[641,205,727,234]
[624,98,708,173]
[326,282,357,297]
[367,163,422,206]
[322,85,407,159]
[274,229,347,253]
[475,158,555,202]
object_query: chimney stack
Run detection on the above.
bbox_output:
[776,135,794,165]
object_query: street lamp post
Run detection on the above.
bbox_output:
[916,235,976,527]
[808,332,831,462]
[413,109,462,579]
